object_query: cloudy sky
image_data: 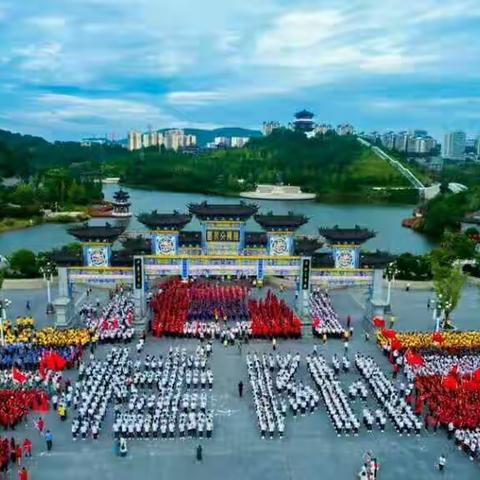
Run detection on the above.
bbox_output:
[0,0,479,141]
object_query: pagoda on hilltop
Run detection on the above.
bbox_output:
[137,210,192,256]
[111,189,132,218]
[293,109,315,133]
[67,223,125,267]
[188,202,258,255]
[254,212,308,256]
[319,225,375,269]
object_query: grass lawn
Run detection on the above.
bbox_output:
[0,217,39,233]
[348,150,410,187]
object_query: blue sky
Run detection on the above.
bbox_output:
[0,0,479,141]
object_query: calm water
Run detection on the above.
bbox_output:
[0,185,434,255]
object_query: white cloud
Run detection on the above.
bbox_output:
[166,91,228,106]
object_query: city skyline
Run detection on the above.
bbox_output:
[0,0,479,141]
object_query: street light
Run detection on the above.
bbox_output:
[40,261,55,315]
[385,263,398,306]
[0,297,12,347]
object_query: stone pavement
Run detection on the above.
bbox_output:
[2,286,480,479]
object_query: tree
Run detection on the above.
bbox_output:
[432,260,466,324]
[8,249,39,277]
[441,232,476,259]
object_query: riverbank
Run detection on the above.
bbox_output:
[0,217,41,233]
[122,182,420,206]
[0,211,90,234]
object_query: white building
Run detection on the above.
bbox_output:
[315,124,333,135]
[443,131,466,160]
[262,121,281,136]
[214,136,230,147]
[336,123,355,135]
[128,131,142,151]
[231,137,249,148]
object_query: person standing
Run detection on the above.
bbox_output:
[272,338,277,351]
[347,315,352,329]
[22,439,32,458]
[196,444,203,462]
[438,454,446,472]
[45,430,53,451]
[15,444,22,466]
[19,467,29,480]
[36,417,45,435]
[238,381,243,398]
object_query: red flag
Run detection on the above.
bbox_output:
[405,350,425,367]
[391,339,403,351]
[432,332,444,344]
[12,367,28,384]
[444,375,458,390]
[381,329,397,339]
[373,317,385,328]
[474,368,480,382]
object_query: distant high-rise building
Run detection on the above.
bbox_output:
[443,131,466,160]
[262,121,281,136]
[128,131,142,151]
[394,132,409,152]
[476,135,480,156]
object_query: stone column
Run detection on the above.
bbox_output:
[133,256,146,332]
[57,267,69,298]
[53,296,73,328]
[368,268,388,320]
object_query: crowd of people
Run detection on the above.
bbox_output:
[0,389,49,428]
[415,375,480,430]
[355,355,422,436]
[310,290,344,338]
[79,293,135,343]
[152,280,302,340]
[0,344,81,370]
[378,330,480,353]
[307,354,360,436]
[249,291,302,338]
[0,436,32,478]
[71,345,215,440]
[404,353,480,380]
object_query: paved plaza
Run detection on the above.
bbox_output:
[2,284,480,479]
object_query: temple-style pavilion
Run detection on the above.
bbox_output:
[111,189,132,218]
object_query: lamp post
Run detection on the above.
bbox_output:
[40,262,55,315]
[0,297,12,347]
[385,263,398,306]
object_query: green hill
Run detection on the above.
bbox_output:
[119,129,415,203]
[0,129,126,178]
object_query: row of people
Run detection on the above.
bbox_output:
[355,354,422,435]
[247,353,286,438]
[404,353,480,380]
[307,354,360,436]
[111,411,214,439]
[310,289,344,338]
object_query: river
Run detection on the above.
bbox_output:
[0,185,434,255]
